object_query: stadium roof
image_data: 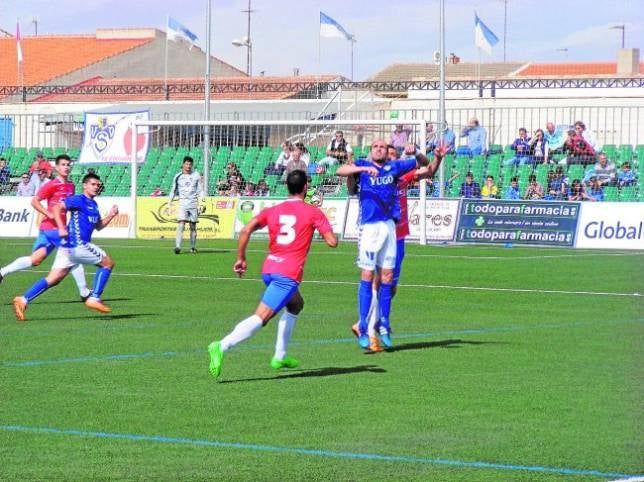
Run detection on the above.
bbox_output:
[517,62,644,76]
[31,75,345,102]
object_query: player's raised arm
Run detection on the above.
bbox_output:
[96,205,119,231]
[416,144,448,180]
[336,163,378,177]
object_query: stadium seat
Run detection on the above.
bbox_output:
[603,186,619,201]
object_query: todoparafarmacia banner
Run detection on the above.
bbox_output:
[79,111,150,164]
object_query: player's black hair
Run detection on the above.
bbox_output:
[82,172,101,184]
[55,154,71,165]
[286,170,307,195]
[183,156,194,164]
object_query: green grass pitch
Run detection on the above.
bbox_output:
[1,237,642,481]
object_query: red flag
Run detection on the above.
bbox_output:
[16,22,23,64]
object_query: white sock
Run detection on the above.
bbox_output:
[0,256,33,277]
[274,311,298,360]
[69,264,90,297]
[220,314,263,352]
[175,223,184,248]
[367,288,379,337]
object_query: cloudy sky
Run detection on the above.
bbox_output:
[3,0,642,79]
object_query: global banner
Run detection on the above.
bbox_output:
[79,111,150,164]
[136,197,237,240]
[456,200,580,247]
[575,202,644,250]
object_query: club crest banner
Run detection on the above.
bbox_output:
[79,111,150,164]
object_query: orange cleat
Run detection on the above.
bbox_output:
[13,297,27,321]
[369,336,384,353]
[85,298,112,313]
[351,322,360,338]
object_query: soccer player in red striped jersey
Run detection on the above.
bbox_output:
[208,170,337,378]
[0,154,90,300]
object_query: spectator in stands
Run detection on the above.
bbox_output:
[425,123,437,151]
[587,176,604,201]
[427,170,460,197]
[294,142,311,166]
[217,162,245,194]
[459,172,481,198]
[227,181,241,197]
[527,129,549,164]
[33,151,52,175]
[407,180,420,197]
[265,140,293,175]
[0,158,10,194]
[544,122,565,154]
[325,130,353,164]
[390,124,412,155]
[150,186,164,197]
[574,120,599,151]
[459,117,487,156]
[504,177,521,200]
[617,162,637,187]
[481,175,498,199]
[504,128,531,166]
[562,128,595,165]
[29,166,50,192]
[524,174,544,200]
[16,172,34,197]
[583,153,617,187]
[426,121,456,154]
[285,144,309,176]
[568,179,593,201]
[255,179,270,196]
[545,168,567,200]
[242,182,256,197]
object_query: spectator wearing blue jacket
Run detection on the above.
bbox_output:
[504,177,521,200]
[459,172,481,198]
[504,128,531,166]
[459,118,487,156]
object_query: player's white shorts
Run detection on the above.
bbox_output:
[357,220,397,271]
[52,243,107,269]
[177,205,199,223]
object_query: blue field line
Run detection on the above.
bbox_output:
[0,424,638,479]
[3,318,642,368]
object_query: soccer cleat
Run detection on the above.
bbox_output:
[270,355,300,370]
[0,272,3,284]
[351,322,360,338]
[85,297,112,313]
[358,334,370,349]
[190,248,197,254]
[80,290,93,302]
[12,297,27,321]
[174,247,181,255]
[208,341,224,378]
[369,336,384,353]
[380,333,393,349]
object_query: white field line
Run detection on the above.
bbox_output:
[5,241,642,261]
[608,478,644,482]
[26,269,643,298]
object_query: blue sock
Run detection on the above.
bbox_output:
[24,278,49,303]
[358,280,373,335]
[92,267,112,298]
[378,282,394,333]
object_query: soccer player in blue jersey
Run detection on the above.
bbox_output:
[13,173,119,321]
[336,139,428,349]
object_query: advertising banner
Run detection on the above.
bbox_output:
[343,197,459,242]
[137,197,237,240]
[575,202,644,250]
[456,200,580,247]
[0,196,35,237]
[235,197,346,235]
[79,111,150,164]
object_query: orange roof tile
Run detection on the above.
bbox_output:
[518,62,644,76]
[31,75,342,102]
[0,35,153,86]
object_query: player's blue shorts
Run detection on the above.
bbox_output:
[393,238,406,286]
[32,229,62,256]
[261,273,300,312]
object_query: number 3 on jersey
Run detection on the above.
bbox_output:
[277,214,296,245]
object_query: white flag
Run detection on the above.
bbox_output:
[16,22,23,64]
[167,17,198,45]
[474,13,499,55]
[320,11,352,41]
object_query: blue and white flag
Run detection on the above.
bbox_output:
[474,13,499,55]
[167,17,198,45]
[320,11,352,40]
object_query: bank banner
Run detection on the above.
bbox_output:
[235,197,346,235]
[0,196,35,237]
[456,200,580,247]
[137,197,237,240]
[79,111,150,164]
[575,202,644,250]
[343,198,459,242]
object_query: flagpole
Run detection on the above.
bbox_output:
[203,0,212,192]
[164,15,169,100]
[317,10,321,99]
[350,36,354,81]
